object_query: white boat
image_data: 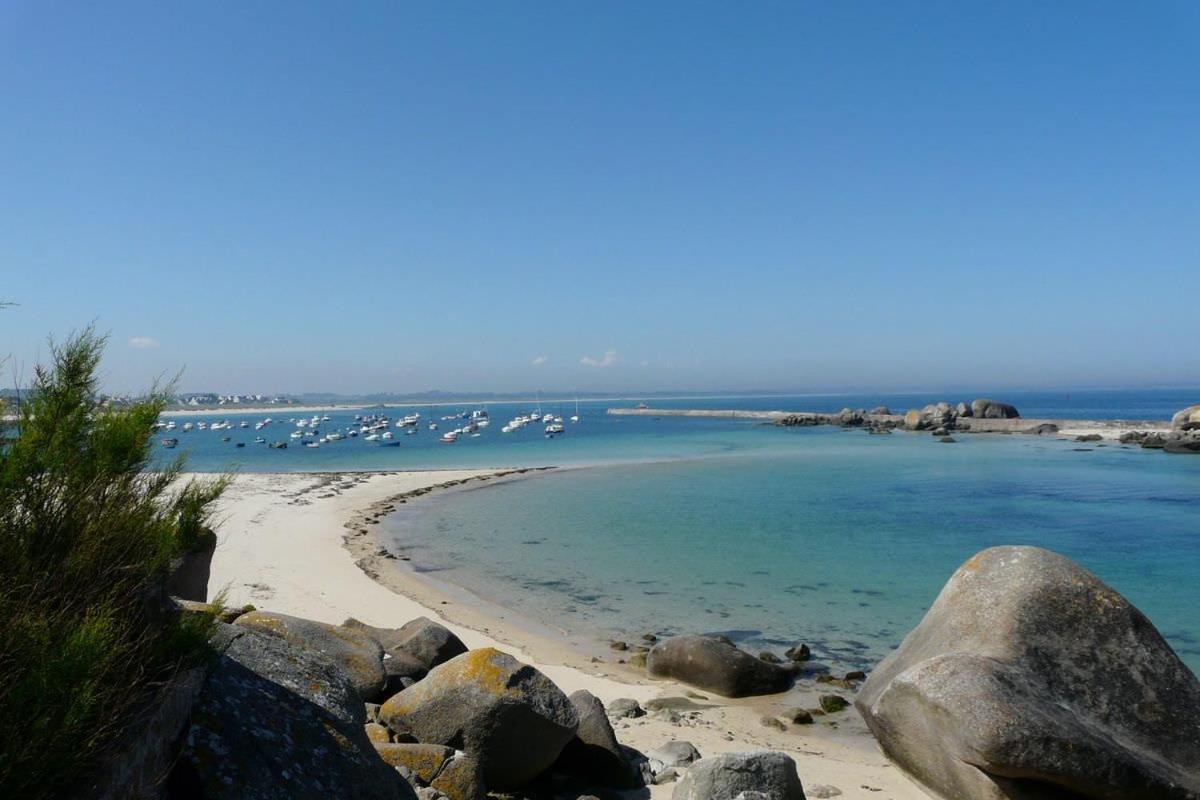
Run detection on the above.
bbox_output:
[381,431,393,440]
[326,432,343,441]
[440,431,458,443]
[239,421,249,428]
[290,431,303,439]
[182,422,193,432]
[364,434,379,442]
[571,396,580,423]
[304,441,320,448]
[545,421,564,434]
[254,421,266,430]
[254,436,266,444]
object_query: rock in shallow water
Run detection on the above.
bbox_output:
[647,635,794,697]
[856,545,1200,800]
[380,647,578,790]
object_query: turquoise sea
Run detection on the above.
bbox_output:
[167,389,1200,674]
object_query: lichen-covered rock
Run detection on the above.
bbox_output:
[970,398,1019,419]
[554,690,640,787]
[647,635,793,697]
[234,611,388,702]
[346,616,468,673]
[170,624,413,800]
[373,744,484,800]
[1172,404,1200,431]
[672,752,806,800]
[857,546,1200,800]
[379,648,578,790]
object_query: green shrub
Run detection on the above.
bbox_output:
[0,328,226,799]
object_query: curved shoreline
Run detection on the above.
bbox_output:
[202,468,930,799]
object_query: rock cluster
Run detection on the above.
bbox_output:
[903,398,1019,431]
[166,612,817,800]
[857,546,1200,800]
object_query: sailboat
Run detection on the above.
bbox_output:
[570,395,580,423]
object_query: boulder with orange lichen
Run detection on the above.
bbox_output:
[379,648,578,790]
[373,743,484,800]
[234,610,388,702]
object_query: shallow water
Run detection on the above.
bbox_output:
[382,427,1200,674]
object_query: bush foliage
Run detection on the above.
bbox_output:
[0,329,226,798]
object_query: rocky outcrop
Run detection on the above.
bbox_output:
[970,398,1019,419]
[234,611,388,702]
[1172,404,1200,431]
[373,744,485,800]
[379,647,578,790]
[170,624,413,800]
[856,546,1200,800]
[646,635,794,697]
[672,752,807,800]
[1164,430,1200,454]
[554,690,640,788]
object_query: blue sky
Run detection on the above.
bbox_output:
[1,2,1197,394]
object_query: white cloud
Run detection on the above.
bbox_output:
[580,349,618,368]
[531,355,548,366]
[129,336,159,349]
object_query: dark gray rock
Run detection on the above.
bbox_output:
[345,616,468,672]
[647,635,794,698]
[554,690,640,788]
[857,546,1200,800]
[233,611,388,702]
[1165,431,1200,454]
[784,643,811,662]
[970,398,1020,419]
[379,648,578,790]
[672,752,806,800]
[1140,433,1168,449]
[869,406,891,415]
[955,402,973,418]
[1024,423,1059,435]
[170,625,413,800]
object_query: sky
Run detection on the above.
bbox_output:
[1,1,1197,395]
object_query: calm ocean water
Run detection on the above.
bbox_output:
[166,389,1200,674]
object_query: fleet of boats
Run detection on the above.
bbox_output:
[155,403,581,450]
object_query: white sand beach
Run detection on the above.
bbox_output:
[202,470,932,800]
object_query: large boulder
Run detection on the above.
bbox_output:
[234,611,388,702]
[373,744,484,800]
[346,616,468,672]
[856,546,1200,800]
[170,624,414,800]
[380,648,578,790]
[1171,404,1200,431]
[554,690,640,788]
[672,752,806,800]
[970,398,1019,419]
[646,635,794,698]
